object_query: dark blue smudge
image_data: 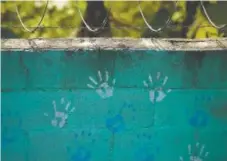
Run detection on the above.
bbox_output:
[134,146,155,161]
[74,133,78,139]
[189,110,208,127]
[1,121,24,148]
[194,96,213,108]
[137,133,152,141]
[91,139,96,144]
[74,132,95,144]
[81,131,85,136]
[106,114,125,133]
[121,101,135,112]
[87,132,91,137]
[71,147,91,161]
[123,102,133,109]
[147,135,152,140]
[2,136,14,148]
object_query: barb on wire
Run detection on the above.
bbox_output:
[200,0,226,29]
[15,0,49,33]
[138,0,178,33]
[75,3,111,33]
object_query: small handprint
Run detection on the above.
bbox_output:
[134,146,155,161]
[133,132,159,161]
[106,114,125,134]
[143,72,171,103]
[67,130,96,161]
[44,97,75,128]
[179,143,209,161]
[71,147,91,161]
[2,111,24,147]
[87,70,116,99]
[189,110,208,128]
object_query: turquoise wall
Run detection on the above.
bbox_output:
[1,50,227,161]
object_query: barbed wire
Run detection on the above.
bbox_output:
[200,0,226,30]
[15,0,49,33]
[3,1,227,34]
[2,25,227,30]
[138,0,179,33]
[75,2,111,33]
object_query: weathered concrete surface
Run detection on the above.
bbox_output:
[1,38,227,51]
[1,41,227,161]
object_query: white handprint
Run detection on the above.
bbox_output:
[143,72,171,103]
[44,98,75,128]
[87,70,116,99]
[179,142,209,161]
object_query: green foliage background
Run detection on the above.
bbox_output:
[1,1,227,38]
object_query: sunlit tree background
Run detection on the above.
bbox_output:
[1,0,227,38]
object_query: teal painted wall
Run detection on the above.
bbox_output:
[1,50,227,161]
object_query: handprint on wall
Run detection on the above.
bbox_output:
[143,72,171,103]
[67,130,96,161]
[134,146,155,161]
[1,111,25,148]
[179,143,209,161]
[44,97,75,128]
[106,114,125,134]
[105,101,135,134]
[87,70,116,99]
[189,95,212,128]
[189,110,208,128]
[132,132,159,161]
[70,147,91,161]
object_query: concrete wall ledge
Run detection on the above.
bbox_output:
[1,38,227,51]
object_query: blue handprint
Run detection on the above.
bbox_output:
[106,114,125,133]
[135,146,155,161]
[189,95,212,128]
[71,147,91,161]
[189,110,208,127]
[67,130,96,161]
[133,133,160,161]
[105,101,131,133]
[2,135,14,148]
[1,111,24,148]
